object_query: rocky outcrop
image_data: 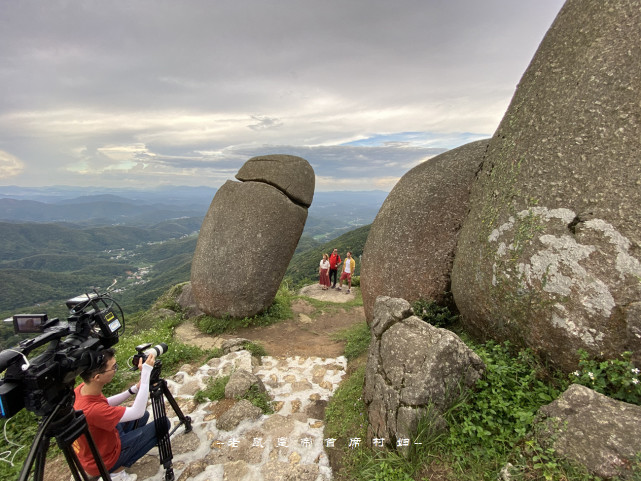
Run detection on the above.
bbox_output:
[533,384,641,480]
[217,399,264,431]
[191,154,315,318]
[175,282,203,319]
[364,297,485,446]
[225,369,266,399]
[451,0,641,371]
[360,139,488,324]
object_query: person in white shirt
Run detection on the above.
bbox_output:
[319,253,331,290]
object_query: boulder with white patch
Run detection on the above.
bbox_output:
[451,0,641,371]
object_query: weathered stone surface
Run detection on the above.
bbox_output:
[364,297,485,444]
[451,0,641,371]
[223,460,249,480]
[225,369,266,399]
[361,140,488,324]
[222,337,250,354]
[176,282,203,319]
[192,155,314,318]
[171,430,201,455]
[216,399,263,431]
[371,296,413,337]
[236,154,315,207]
[534,384,641,479]
[262,461,319,481]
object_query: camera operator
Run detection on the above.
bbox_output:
[72,348,169,481]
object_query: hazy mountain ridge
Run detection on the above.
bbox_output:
[0,187,386,346]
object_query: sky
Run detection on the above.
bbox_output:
[0,0,565,192]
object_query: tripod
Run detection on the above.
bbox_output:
[148,358,192,481]
[18,393,113,481]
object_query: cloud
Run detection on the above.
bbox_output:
[0,0,565,190]
[247,115,284,131]
[0,150,24,178]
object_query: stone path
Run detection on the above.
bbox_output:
[128,349,347,481]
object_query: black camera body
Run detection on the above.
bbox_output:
[131,342,168,370]
[0,291,123,419]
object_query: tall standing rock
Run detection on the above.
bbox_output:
[451,0,641,371]
[191,155,314,318]
[361,140,489,324]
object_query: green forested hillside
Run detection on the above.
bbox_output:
[0,220,371,349]
[0,219,201,261]
[285,224,370,285]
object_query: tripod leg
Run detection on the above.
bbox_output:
[161,379,192,433]
[59,441,88,481]
[31,435,50,481]
[19,406,56,481]
[149,380,174,481]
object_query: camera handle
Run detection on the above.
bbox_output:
[19,397,112,481]
[149,359,192,481]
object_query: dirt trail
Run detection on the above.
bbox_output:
[41,285,364,481]
[176,285,365,358]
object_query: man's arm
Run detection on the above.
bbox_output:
[119,353,155,422]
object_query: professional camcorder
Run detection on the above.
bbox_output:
[0,289,124,419]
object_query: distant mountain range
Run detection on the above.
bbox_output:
[0,185,389,239]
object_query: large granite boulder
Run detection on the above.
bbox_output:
[534,384,641,479]
[191,155,314,318]
[360,139,488,324]
[364,296,485,446]
[451,0,641,371]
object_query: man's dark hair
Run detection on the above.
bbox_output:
[80,347,116,383]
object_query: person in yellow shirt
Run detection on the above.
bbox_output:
[337,251,356,294]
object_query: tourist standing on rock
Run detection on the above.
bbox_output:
[338,251,355,293]
[319,253,331,290]
[329,248,342,288]
[73,348,170,481]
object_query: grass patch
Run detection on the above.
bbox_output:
[324,362,369,479]
[328,339,610,481]
[196,281,294,335]
[332,321,371,360]
[243,384,274,414]
[194,374,230,403]
[244,341,267,357]
[194,375,274,414]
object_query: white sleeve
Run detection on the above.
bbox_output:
[119,363,152,422]
[107,389,131,406]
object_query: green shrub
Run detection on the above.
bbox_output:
[440,340,569,479]
[194,374,230,403]
[570,350,641,405]
[243,384,274,414]
[411,298,458,328]
[350,275,360,287]
[244,341,267,357]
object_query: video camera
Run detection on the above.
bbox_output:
[0,289,124,419]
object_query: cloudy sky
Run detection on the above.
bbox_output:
[0,0,564,192]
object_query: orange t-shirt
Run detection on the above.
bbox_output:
[73,383,125,475]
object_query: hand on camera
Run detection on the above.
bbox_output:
[137,352,156,370]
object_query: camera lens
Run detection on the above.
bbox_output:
[146,343,168,357]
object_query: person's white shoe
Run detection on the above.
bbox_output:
[109,471,137,481]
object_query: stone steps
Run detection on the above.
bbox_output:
[130,350,347,481]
